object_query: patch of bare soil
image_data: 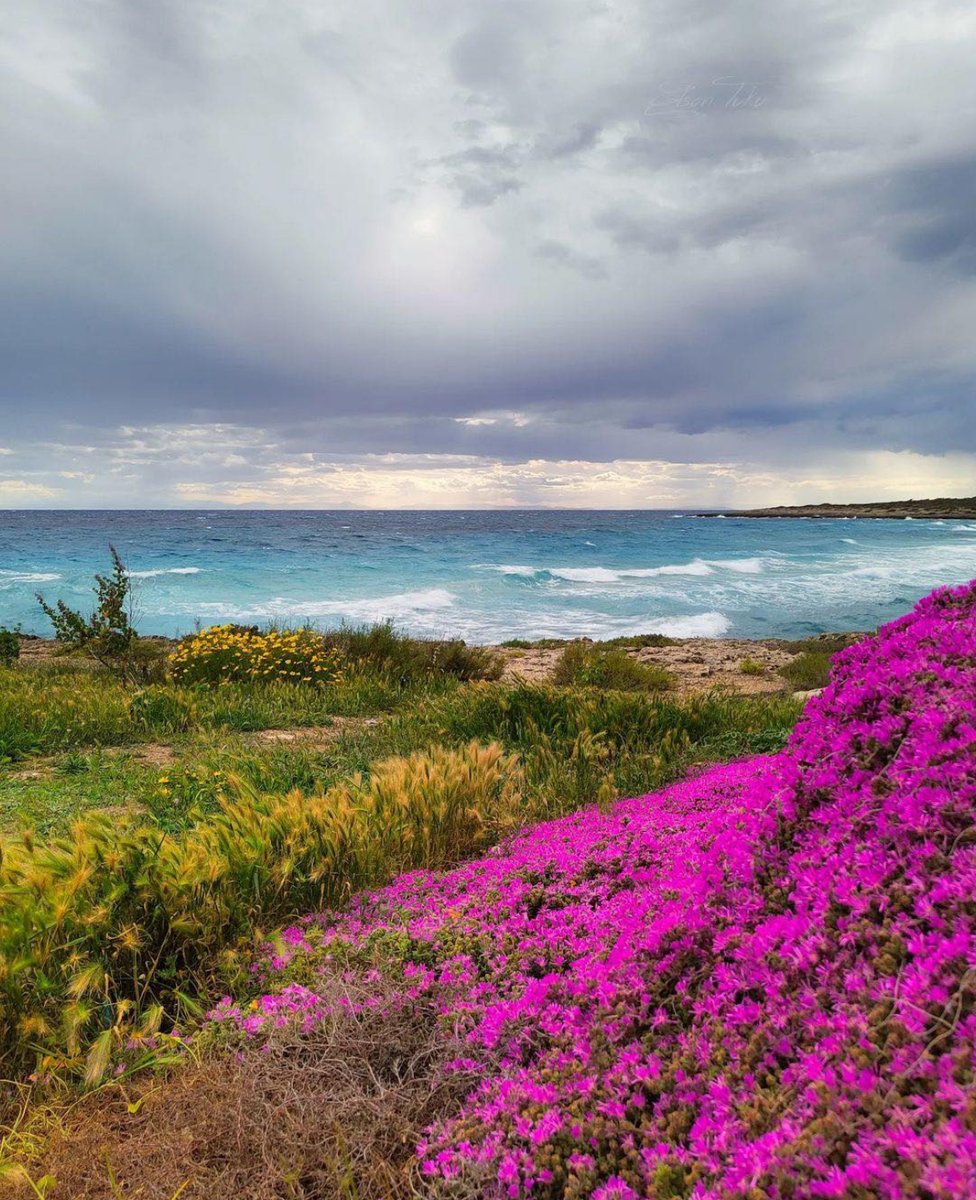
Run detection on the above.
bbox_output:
[115,742,178,768]
[4,761,56,782]
[247,715,382,751]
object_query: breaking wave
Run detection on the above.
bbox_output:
[481,557,765,583]
[128,567,205,578]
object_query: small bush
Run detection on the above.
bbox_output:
[599,632,677,649]
[123,637,171,683]
[780,633,861,655]
[780,649,833,690]
[0,627,19,666]
[552,642,671,691]
[499,637,568,650]
[35,546,137,670]
[170,626,344,686]
[322,623,502,682]
[739,658,766,675]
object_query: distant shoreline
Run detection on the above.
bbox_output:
[702,497,976,520]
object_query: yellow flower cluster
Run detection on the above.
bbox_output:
[169,625,344,686]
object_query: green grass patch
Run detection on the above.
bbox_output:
[780,651,833,691]
[552,643,672,692]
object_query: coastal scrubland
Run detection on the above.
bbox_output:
[0,604,800,1178]
[4,576,972,1196]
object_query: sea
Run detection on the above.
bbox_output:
[2,510,975,642]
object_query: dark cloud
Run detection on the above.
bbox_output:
[0,0,974,505]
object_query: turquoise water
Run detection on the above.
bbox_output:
[2,510,975,641]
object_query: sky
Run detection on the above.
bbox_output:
[1,0,975,508]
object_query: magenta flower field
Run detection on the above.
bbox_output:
[213,582,976,1198]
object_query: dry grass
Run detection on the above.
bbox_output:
[13,976,469,1200]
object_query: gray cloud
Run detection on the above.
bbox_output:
[0,0,974,505]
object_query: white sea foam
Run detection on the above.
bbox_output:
[486,564,540,577]
[197,588,457,625]
[704,557,765,574]
[0,570,61,583]
[841,538,858,545]
[128,567,204,578]
[484,556,764,583]
[953,524,976,532]
[642,611,731,638]
[549,567,629,583]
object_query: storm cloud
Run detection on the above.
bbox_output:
[1,0,974,506]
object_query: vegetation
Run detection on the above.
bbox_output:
[12,582,973,1199]
[551,641,672,691]
[779,648,833,690]
[598,631,676,649]
[500,632,676,650]
[321,622,503,681]
[0,628,19,667]
[780,632,861,655]
[0,648,800,1094]
[0,741,521,1081]
[35,547,137,672]
[738,656,766,675]
[0,558,838,1191]
[170,625,346,685]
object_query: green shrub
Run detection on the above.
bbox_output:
[780,650,833,690]
[35,546,137,671]
[123,638,171,683]
[552,642,672,691]
[0,628,19,666]
[739,658,766,676]
[499,637,568,650]
[322,623,502,682]
[599,632,677,649]
[780,633,861,655]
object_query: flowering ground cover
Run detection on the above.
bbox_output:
[210,581,976,1198]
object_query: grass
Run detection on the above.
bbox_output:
[0,666,442,764]
[551,642,672,691]
[739,657,766,675]
[779,650,833,690]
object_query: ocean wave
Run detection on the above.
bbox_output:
[642,611,731,638]
[841,538,858,545]
[482,557,764,582]
[953,524,976,532]
[486,565,539,577]
[702,557,765,574]
[0,570,62,583]
[197,588,457,625]
[128,567,204,578]
[550,567,635,583]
